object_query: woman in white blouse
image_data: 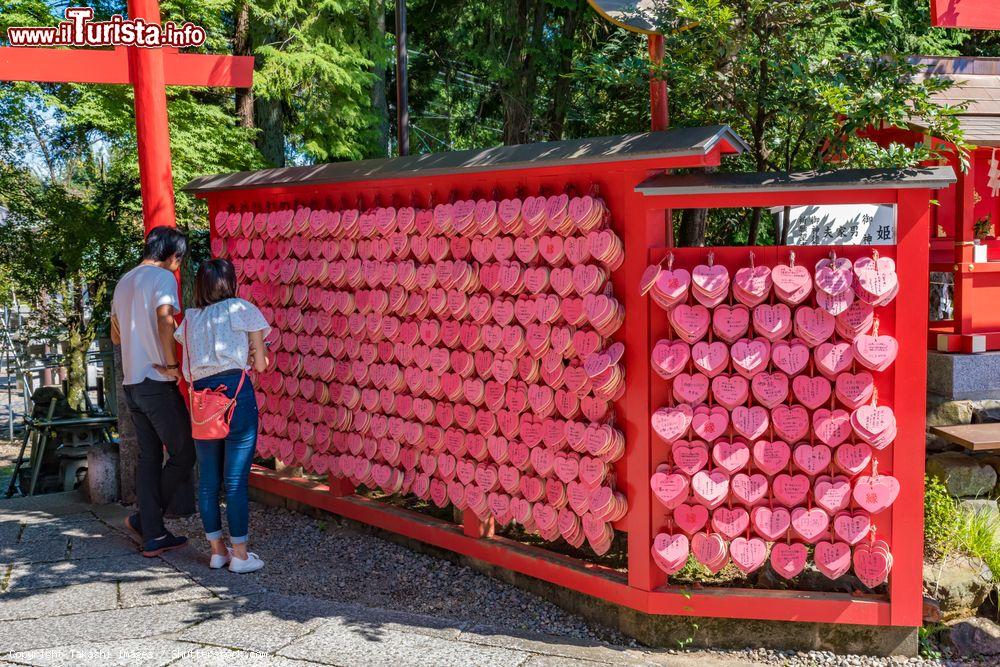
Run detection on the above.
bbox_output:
[171,258,270,573]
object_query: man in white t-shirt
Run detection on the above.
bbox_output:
[111,226,195,557]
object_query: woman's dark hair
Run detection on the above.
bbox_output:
[194,258,237,308]
[142,226,188,262]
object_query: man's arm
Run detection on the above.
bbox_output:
[156,304,181,380]
[110,314,121,345]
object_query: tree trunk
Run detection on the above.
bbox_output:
[748,208,763,245]
[64,332,87,411]
[547,1,581,141]
[679,208,708,247]
[63,277,89,412]
[678,166,716,246]
[254,97,285,167]
[369,0,389,156]
[501,0,531,146]
[113,344,138,504]
[234,0,254,129]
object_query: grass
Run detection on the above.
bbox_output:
[924,475,1000,582]
[954,507,1000,581]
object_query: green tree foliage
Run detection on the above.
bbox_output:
[0,1,257,406]
[243,0,381,163]
[2,0,1000,406]
[574,0,971,244]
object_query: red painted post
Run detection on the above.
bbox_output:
[621,180,665,592]
[128,0,177,233]
[647,33,668,132]
[462,509,494,538]
[953,156,976,337]
[890,188,932,626]
[327,476,356,497]
[646,33,672,249]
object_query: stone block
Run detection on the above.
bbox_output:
[927,398,974,427]
[19,516,108,542]
[981,454,1000,496]
[86,444,119,504]
[174,594,327,654]
[926,452,998,497]
[946,616,1000,657]
[117,571,212,608]
[0,520,21,545]
[0,537,68,566]
[460,625,649,665]
[928,351,1000,400]
[0,491,91,523]
[170,646,309,667]
[5,553,175,591]
[278,620,529,667]
[924,555,994,619]
[0,581,118,621]
[3,638,196,667]
[0,598,233,654]
[923,596,942,624]
[67,532,139,560]
[958,498,1000,517]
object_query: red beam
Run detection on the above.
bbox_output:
[163,52,253,88]
[0,47,252,87]
[0,47,129,84]
[249,467,893,626]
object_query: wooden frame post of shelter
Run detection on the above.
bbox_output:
[183,127,953,634]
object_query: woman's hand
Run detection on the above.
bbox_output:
[152,364,183,382]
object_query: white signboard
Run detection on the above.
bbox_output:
[780,204,896,246]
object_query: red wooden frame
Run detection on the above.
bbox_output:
[198,154,932,629]
[930,0,1000,30]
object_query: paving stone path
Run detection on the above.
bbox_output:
[0,492,752,667]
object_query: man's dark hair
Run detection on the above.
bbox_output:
[193,258,238,308]
[142,226,188,262]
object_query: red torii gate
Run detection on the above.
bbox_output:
[0,0,253,234]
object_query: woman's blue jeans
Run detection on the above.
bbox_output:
[192,370,257,544]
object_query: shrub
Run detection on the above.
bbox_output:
[924,475,960,556]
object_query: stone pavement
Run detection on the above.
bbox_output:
[0,492,753,667]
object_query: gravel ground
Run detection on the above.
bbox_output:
[164,502,634,645]
[158,500,990,667]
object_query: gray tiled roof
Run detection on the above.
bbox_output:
[911,57,1000,144]
[184,125,747,193]
[635,166,957,196]
[183,125,748,194]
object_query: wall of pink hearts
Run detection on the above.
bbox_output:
[214,190,629,555]
[646,246,900,590]
[188,136,944,631]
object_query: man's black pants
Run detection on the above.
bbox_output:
[123,378,196,541]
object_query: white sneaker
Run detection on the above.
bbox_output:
[209,548,233,569]
[229,552,265,573]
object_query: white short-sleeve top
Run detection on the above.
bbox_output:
[112,264,180,385]
[175,298,271,382]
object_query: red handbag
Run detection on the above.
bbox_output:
[184,320,246,440]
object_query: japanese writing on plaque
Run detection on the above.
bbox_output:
[783,204,896,247]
